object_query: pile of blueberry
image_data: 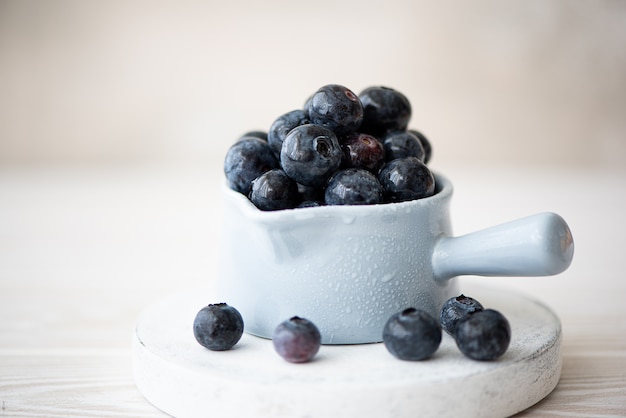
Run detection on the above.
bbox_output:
[192,294,511,363]
[224,84,435,211]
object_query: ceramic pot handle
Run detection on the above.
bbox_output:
[432,212,574,282]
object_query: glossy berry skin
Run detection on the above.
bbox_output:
[273,316,321,363]
[383,308,442,361]
[268,109,311,157]
[408,129,432,164]
[440,294,484,336]
[249,169,299,211]
[382,130,426,162]
[224,137,279,195]
[280,124,342,188]
[325,168,383,206]
[454,309,511,361]
[307,84,363,136]
[193,303,244,351]
[359,86,411,136]
[378,157,435,202]
[340,132,385,173]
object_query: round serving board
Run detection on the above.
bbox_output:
[132,285,562,418]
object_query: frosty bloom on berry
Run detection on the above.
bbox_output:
[193,303,244,351]
[383,308,442,361]
[454,309,511,361]
[440,294,484,336]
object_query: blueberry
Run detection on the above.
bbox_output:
[325,168,383,206]
[440,294,484,336]
[359,86,411,136]
[378,157,435,202]
[454,309,511,361]
[273,316,321,363]
[382,130,426,162]
[297,182,324,204]
[297,200,323,208]
[340,132,385,173]
[383,308,442,361]
[238,130,268,142]
[224,137,279,195]
[268,109,311,157]
[249,169,299,211]
[307,84,363,135]
[193,303,244,351]
[408,129,432,164]
[280,124,342,188]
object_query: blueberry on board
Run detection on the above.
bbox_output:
[249,169,299,211]
[340,132,386,173]
[383,308,442,361]
[408,129,432,164]
[307,84,363,136]
[440,294,484,336]
[382,130,426,162]
[268,109,311,158]
[280,124,342,188]
[359,86,411,136]
[273,316,321,363]
[224,137,279,195]
[378,157,435,202]
[193,303,244,351]
[454,309,511,361]
[325,168,384,206]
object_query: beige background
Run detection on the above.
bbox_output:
[1,2,626,415]
[1,0,625,169]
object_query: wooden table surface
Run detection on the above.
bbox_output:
[1,162,625,417]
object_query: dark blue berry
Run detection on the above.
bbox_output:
[378,157,435,202]
[273,316,321,363]
[454,309,511,361]
[383,308,442,361]
[340,132,385,172]
[280,124,342,188]
[224,137,279,195]
[325,168,383,206]
[268,109,310,157]
[307,84,363,135]
[239,130,268,142]
[408,129,432,164]
[297,200,323,208]
[297,182,324,204]
[249,169,299,211]
[440,295,484,336]
[382,130,426,162]
[359,86,411,136]
[193,303,244,351]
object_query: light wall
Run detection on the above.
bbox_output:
[1,0,625,168]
